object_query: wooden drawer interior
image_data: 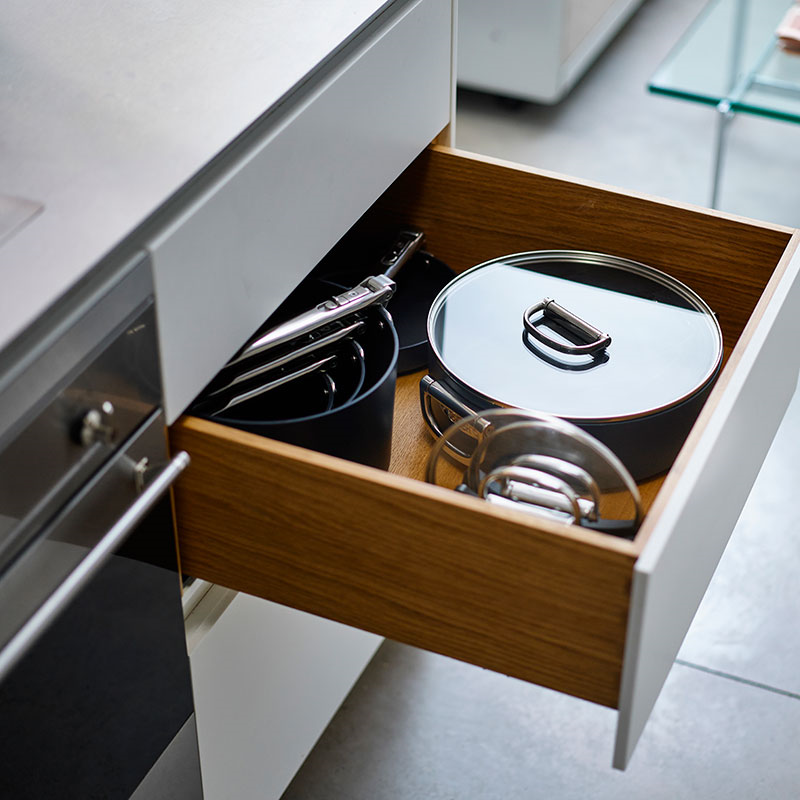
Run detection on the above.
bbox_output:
[170,145,794,710]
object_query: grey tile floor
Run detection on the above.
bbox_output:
[282,1,800,796]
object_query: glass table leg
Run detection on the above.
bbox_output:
[710,100,734,210]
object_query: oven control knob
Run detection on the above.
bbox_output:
[78,401,117,447]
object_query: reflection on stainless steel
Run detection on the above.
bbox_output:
[78,401,118,447]
[211,319,365,396]
[509,454,602,515]
[211,353,338,416]
[522,297,612,356]
[419,374,488,457]
[479,465,584,523]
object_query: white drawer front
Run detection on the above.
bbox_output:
[149,0,453,422]
[615,238,800,768]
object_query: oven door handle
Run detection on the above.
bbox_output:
[0,451,190,682]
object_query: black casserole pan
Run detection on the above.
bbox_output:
[420,250,723,481]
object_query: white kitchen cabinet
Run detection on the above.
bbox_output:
[185,585,380,800]
[458,0,645,103]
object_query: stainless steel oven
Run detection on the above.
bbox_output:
[0,253,202,798]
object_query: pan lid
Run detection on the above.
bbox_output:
[427,250,723,423]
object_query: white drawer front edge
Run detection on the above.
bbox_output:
[614,239,800,769]
[148,0,453,423]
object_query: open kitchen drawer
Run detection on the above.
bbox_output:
[169,145,800,768]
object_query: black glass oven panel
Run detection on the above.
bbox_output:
[0,497,196,799]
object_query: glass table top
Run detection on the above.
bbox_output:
[649,0,800,123]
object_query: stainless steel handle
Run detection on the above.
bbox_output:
[509,454,601,521]
[230,274,395,367]
[211,319,365,397]
[523,298,611,356]
[479,465,583,522]
[419,375,485,460]
[207,353,337,416]
[0,451,190,683]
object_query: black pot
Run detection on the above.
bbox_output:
[205,306,398,470]
[421,250,724,481]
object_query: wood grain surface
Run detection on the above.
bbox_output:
[172,414,636,708]
[169,146,793,711]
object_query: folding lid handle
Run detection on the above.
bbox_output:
[523,297,612,356]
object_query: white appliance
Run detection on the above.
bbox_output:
[458,0,645,103]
